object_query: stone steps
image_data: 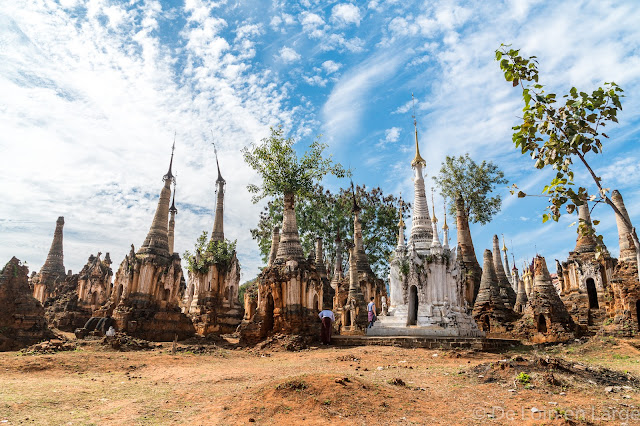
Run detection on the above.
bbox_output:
[331,335,519,351]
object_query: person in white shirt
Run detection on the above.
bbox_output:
[318,309,335,345]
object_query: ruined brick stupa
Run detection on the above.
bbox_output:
[514,255,576,342]
[182,151,243,335]
[333,188,387,335]
[368,114,482,337]
[239,190,328,344]
[32,217,68,304]
[559,201,615,329]
[1,257,50,351]
[94,143,194,341]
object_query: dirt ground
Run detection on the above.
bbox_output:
[2,335,640,425]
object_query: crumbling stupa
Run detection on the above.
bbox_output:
[45,252,113,331]
[515,255,576,342]
[1,257,50,351]
[334,188,386,334]
[559,201,615,330]
[32,217,68,304]
[472,250,520,334]
[94,143,194,341]
[182,152,243,335]
[606,190,640,335]
[239,191,326,344]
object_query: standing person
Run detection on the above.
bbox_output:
[318,308,335,345]
[367,297,377,328]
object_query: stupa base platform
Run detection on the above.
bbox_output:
[331,335,519,351]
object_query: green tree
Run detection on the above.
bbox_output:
[432,153,508,225]
[242,125,348,202]
[251,184,410,280]
[183,231,237,274]
[496,44,640,277]
[238,278,258,305]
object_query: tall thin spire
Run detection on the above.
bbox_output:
[163,133,176,182]
[315,237,327,277]
[140,142,174,256]
[169,175,178,215]
[493,234,516,307]
[501,234,512,286]
[442,201,449,250]
[410,93,426,168]
[408,93,432,251]
[430,189,441,249]
[211,136,226,184]
[333,229,343,280]
[211,140,226,242]
[168,178,178,254]
[351,181,361,213]
[397,198,406,249]
[351,182,371,272]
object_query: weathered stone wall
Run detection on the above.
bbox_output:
[182,254,243,336]
[95,246,194,341]
[560,252,615,330]
[239,259,324,344]
[604,260,640,336]
[0,257,50,351]
[76,253,113,312]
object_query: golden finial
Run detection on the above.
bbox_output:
[398,198,405,229]
[501,234,508,252]
[442,200,448,230]
[410,93,426,168]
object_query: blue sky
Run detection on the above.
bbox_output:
[1,0,639,281]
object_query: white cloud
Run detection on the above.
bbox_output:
[0,0,308,280]
[303,74,327,87]
[278,46,301,63]
[385,127,401,143]
[322,60,341,74]
[320,34,365,53]
[331,3,361,27]
[322,51,406,144]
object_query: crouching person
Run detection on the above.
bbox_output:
[318,308,335,345]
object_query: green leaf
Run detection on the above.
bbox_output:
[542,214,549,223]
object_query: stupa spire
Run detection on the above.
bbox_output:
[163,134,175,182]
[267,227,280,267]
[211,141,226,242]
[442,201,449,250]
[397,198,406,249]
[168,178,178,254]
[410,93,426,168]
[140,141,174,256]
[574,199,598,253]
[351,182,372,272]
[40,216,66,278]
[315,237,327,277]
[408,94,432,251]
[611,190,636,262]
[430,189,441,249]
[501,234,512,285]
